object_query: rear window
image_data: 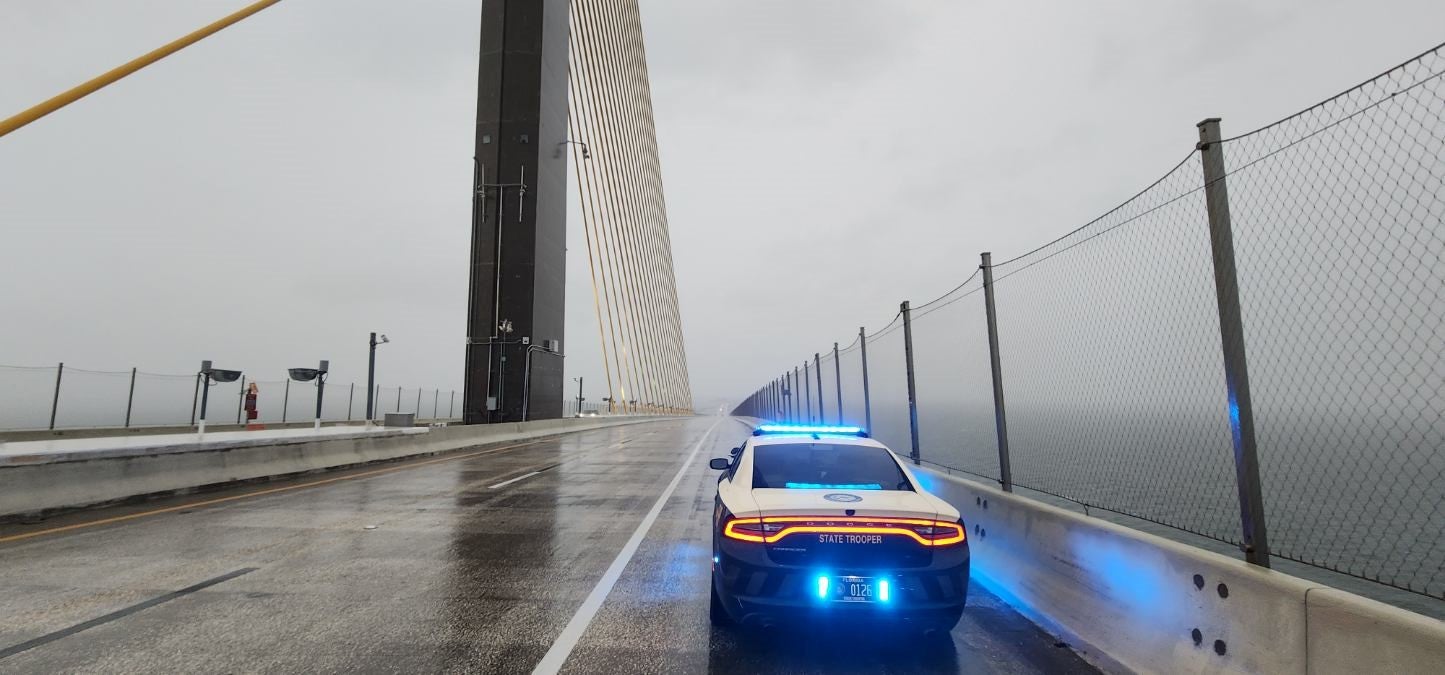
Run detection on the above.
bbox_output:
[751,443,913,491]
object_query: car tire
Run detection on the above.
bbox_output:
[928,606,965,634]
[710,581,734,627]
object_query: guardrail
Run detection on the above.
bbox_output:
[0,416,677,518]
[915,466,1445,675]
[0,363,460,432]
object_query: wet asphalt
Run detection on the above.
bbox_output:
[0,417,1098,674]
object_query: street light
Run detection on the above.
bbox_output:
[367,333,389,423]
[289,360,329,430]
[197,360,241,435]
[556,139,591,159]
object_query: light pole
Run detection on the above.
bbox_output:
[495,319,514,421]
[366,333,389,423]
[289,360,329,430]
[197,360,241,435]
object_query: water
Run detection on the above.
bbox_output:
[841,403,1445,619]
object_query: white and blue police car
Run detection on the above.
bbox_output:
[708,424,970,631]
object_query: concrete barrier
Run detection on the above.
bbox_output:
[0,416,679,518]
[913,467,1445,674]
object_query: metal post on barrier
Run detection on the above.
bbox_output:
[48,362,63,430]
[782,373,792,422]
[792,368,799,422]
[315,361,328,430]
[124,367,137,428]
[833,342,843,425]
[814,353,824,424]
[450,390,455,418]
[395,385,401,413]
[1198,117,1271,567]
[901,301,921,465]
[235,375,247,425]
[433,389,439,419]
[190,373,201,427]
[282,379,290,423]
[803,361,812,424]
[981,252,1014,492]
[198,372,211,435]
[348,382,355,420]
[859,327,873,435]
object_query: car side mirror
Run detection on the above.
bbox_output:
[709,457,730,470]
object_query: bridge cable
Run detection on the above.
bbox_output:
[0,0,285,140]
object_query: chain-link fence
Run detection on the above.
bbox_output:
[732,42,1445,607]
[0,363,462,431]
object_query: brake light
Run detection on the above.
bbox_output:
[722,516,965,546]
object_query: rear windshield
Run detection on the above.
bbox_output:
[751,443,914,491]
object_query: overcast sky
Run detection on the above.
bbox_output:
[2,0,1443,412]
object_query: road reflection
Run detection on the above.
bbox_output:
[707,621,960,674]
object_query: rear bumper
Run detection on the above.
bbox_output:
[712,540,969,626]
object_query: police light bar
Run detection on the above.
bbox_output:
[753,424,868,437]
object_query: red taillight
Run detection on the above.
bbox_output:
[909,521,966,545]
[722,516,965,546]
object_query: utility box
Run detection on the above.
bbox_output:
[383,413,415,427]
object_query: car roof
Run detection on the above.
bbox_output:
[749,434,889,450]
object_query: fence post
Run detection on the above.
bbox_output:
[48,362,64,430]
[1198,117,1271,567]
[415,388,422,415]
[124,367,137,428]
[348,382,355,421]
[900,302,921,465]
[396,385,401,413]
[980,252,1015,492]
[813,353,824,423]
[859,327,872,434]
[802,362,812,424]
[832,343,843,425]
[450,390,456,418]
[434,389,439,419]
[794,368,801,422]
[190,373,201,426]
[282,379,290,423]
[235,375,247,425]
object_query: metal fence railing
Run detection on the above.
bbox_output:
[732,42,1445,606]
[0,363,463,431]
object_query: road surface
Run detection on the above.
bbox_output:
[0,417,1098,674]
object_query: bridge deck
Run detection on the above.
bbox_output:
[0,418,1097,674]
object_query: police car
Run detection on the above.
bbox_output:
[708,424,970,631]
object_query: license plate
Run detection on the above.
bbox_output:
[834,576,876,603]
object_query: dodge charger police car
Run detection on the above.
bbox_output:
[708,424,970,631]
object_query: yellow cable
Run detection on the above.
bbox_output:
[0,0,284,139]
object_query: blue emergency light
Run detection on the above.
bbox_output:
[753,424,868,437]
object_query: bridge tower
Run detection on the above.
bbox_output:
[464,0,571,423]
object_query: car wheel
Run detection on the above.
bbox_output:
[710,581,735,627]
[927,606,965,634]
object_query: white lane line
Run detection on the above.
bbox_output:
[488,471,541,490]
[531,418,722,675]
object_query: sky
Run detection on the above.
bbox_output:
[2,0,1444,413]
